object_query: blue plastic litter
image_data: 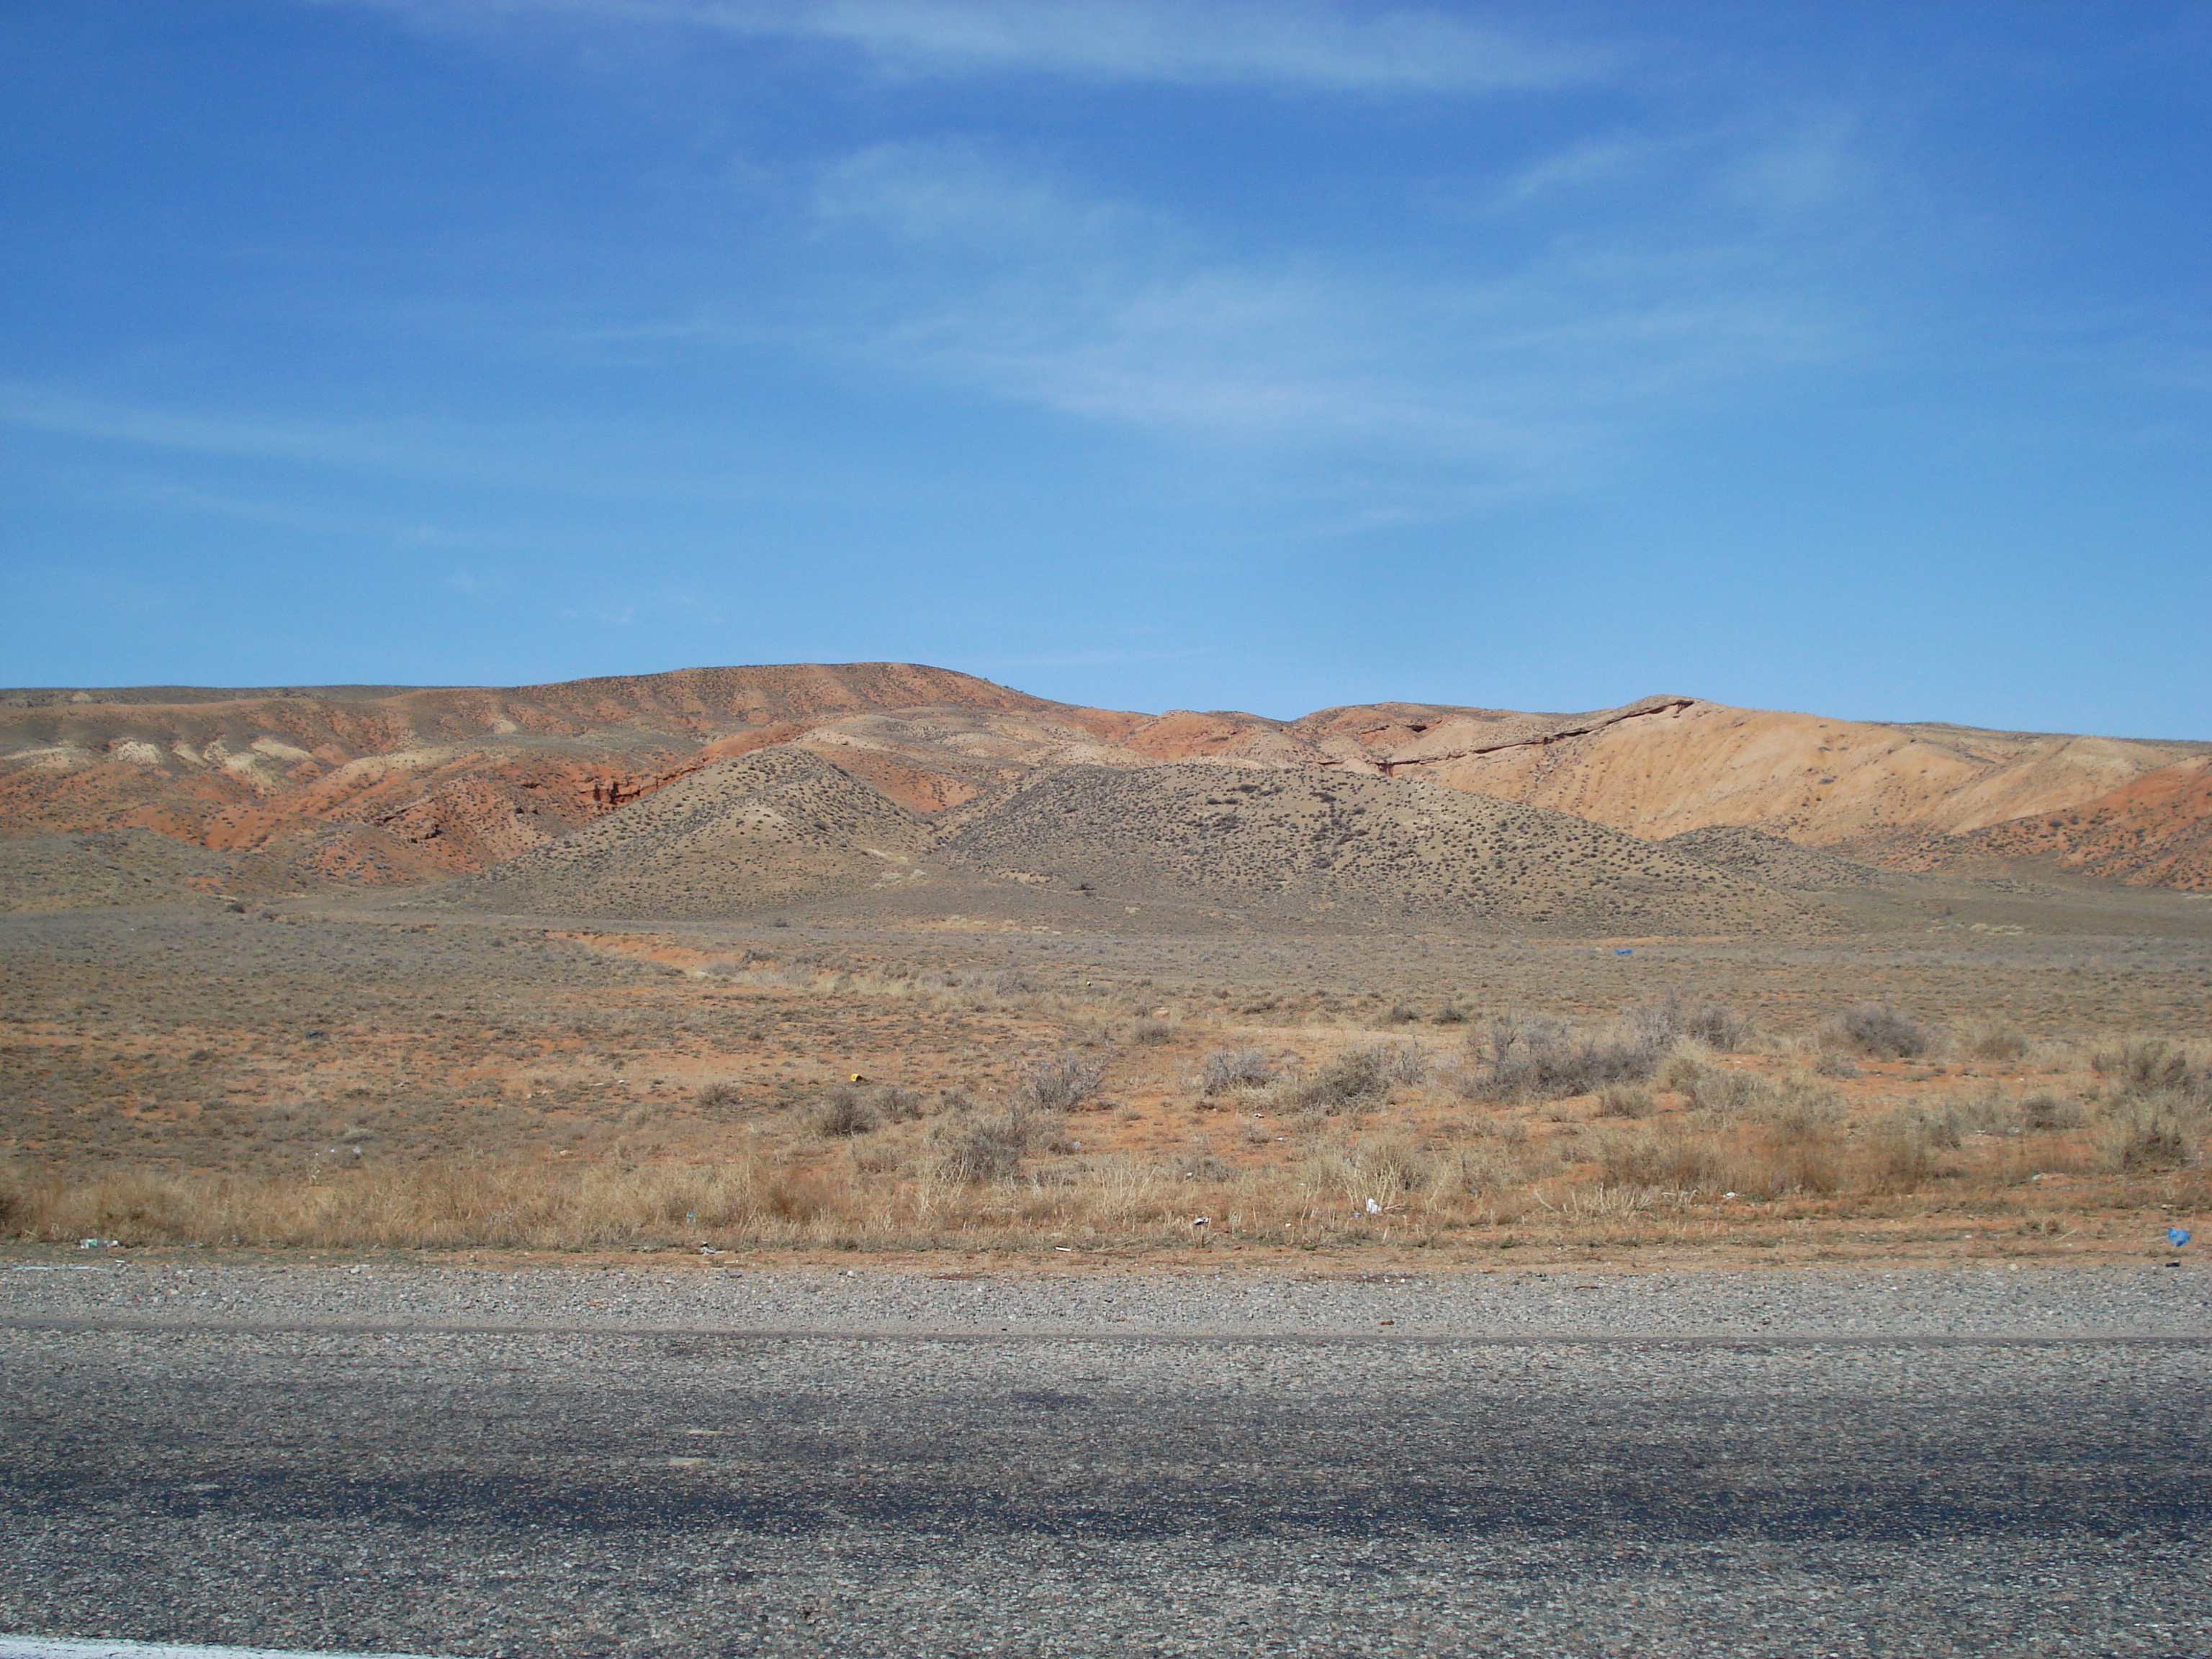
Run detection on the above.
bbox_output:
[2169,1227,2192,1248]
[1614,948,1632,957]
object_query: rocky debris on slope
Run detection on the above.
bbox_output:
[938,763,1820,933]
[442,746,930,918]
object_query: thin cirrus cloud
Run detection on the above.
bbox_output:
[0,381,430,475]
[792,138,1857,466]
[0,379,742,501]
[336,0,1604,91]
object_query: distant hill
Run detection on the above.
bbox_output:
[1,662,2205,914]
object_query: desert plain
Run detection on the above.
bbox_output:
[1,662,2207,1268]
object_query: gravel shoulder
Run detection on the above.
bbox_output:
[5,1257,2206,1338]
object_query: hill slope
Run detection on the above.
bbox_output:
[454,747,928,918]
[1300,697,2206,860]
[1951,757,2212,890]
[939,763,1815,933]
[1659,826,1898,891]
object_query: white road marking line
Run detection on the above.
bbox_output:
[0,1639,454,1659]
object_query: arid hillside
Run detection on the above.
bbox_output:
[935,763,1814,934]
[460,747,930,919]
[1951,757,2212,891]
[1291,696,2209,879]
[0,664,1049,895]
[3,663,2207,906]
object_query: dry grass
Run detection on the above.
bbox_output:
[9,1046,2203,1253]
[5,921,2208,1259]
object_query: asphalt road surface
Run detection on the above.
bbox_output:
[3,1267,2209,1658]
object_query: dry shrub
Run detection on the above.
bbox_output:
[2085,1038,2208,1169]
[1473,1014,1664,1101]
[693,1081,746,1118]
[760,1169,834,1220]
[1015,1051,1107,1112]
[1589,1074,1844,1200]
[2097,1092,2206,1172]
[0,1157,830,1251]
[1757,1074,1845,1141]
[809,1087,879,1138]
[1748,1134,1843,1197]
[868,1084,930,1123]
[1130,1017,1175,1046]
[1200,1047,1277,1097]
[849,1138,907,1174]
[1657,1041,1712,1094]
[1856,1113,1942,1195]
[1596,1084,1653,1120]
[1687,1068,1766,1118]
[1960,1021,2031,1063]
[928,1104,1055,1182]
[2092,1038,2207,1097]
[1635,993,1754,1052]
[1292,1042,1425,1114]
[1827,1003,1936,1059]
[2020,1091,2085,1131]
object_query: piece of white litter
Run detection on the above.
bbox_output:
[1055,1246,1073,1252]
[1364,1198,1382,1215]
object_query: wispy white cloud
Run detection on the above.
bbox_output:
[0,383,427,474]
[1491,134,1666,208]
[786,139,1860,473]
[323,0,1601,91]
[0,382,763,501]
[1721,113,1865,217]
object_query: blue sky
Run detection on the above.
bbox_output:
[3,1,2208,737]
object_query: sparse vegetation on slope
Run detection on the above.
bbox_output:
[938,763,1815,933]
[454,747,929,918]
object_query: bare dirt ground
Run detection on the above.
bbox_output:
[2,882,2206,1268]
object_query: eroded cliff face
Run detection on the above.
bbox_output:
[2,664,2206,894]
[1349,699,2187,837]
